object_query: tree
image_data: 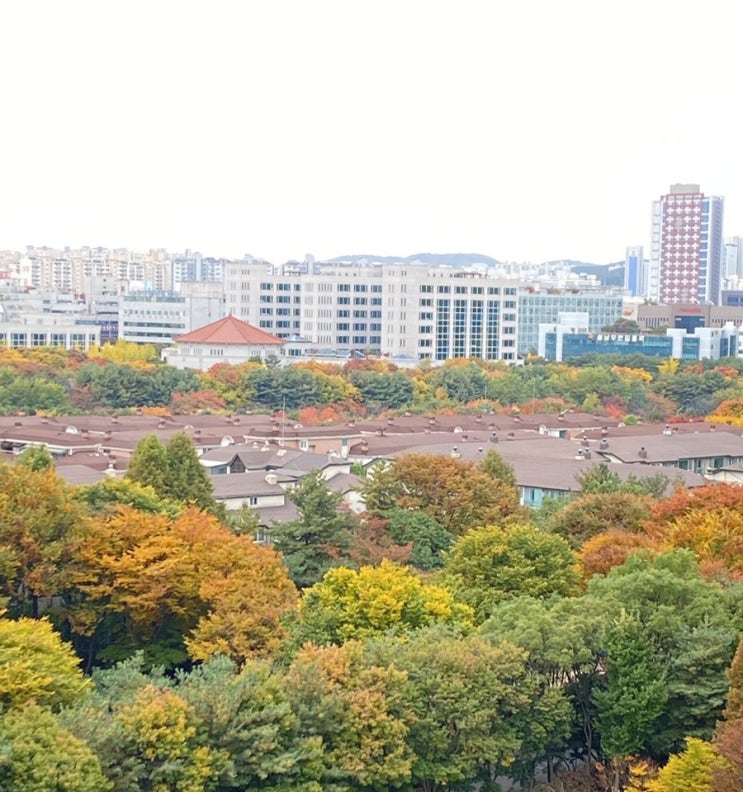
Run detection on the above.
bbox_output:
[16,444,55,471]
[647,738,723,792]
[177,655,319,792]
[587,551,739,759]
[0,464,88,617]
[74,477,182,518]
[0,703,112,792]
[366,628,543,792]
[114,685,221,792]
[593,615,668,792]
[271,471,355,588]
[576,463,674,499]
[125,434,170,495]
[164,431,221,516]
[386,508,453,570]
[547,491,652,549]
[577,529,659,582]
[442,523,580,623]
[391,453,522,534]
[360,462,404,517]
[69,506,295,669]
[0,612,90,712]
[185,539,298,665]
[478,448,517,487]
[283,641,413,791]
[289,560,473,647]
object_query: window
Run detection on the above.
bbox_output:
[338,296,350,305]
[338,283,351,292]
[260,282,273,290]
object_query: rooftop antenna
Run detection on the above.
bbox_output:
[280,396,286,447]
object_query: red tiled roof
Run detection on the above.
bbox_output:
[175,315,285,346]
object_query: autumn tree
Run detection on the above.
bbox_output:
[713,634,743,791]
[289,560,473,648]
[547,490,652,549]
[387,452,522,534]
[69,506,296,669]
[283,641,413,790]
[648,738,723,792]
[441,523,580,623]
[577,529,659,583]
[0,463,88,617]
[0,612,90,711]
[0,703,112,792]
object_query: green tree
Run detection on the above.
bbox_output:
[272,471,355,588]
[593,615,668,792]
[587,551,738,759]
[386,508,454,570]
[360,462,404,516]
[164,431,221,516]
[177,655,320,792]
[478,448,517,487]
[16,444,55,471]
[442,523,580,623]
[367,628,541,792]
[125,434,170,495]
[0,703,112,792]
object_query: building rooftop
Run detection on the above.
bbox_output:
[175,314,285,346]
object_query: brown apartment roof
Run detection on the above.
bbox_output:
[175,315,285,346]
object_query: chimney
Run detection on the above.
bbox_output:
[638,447,648,459]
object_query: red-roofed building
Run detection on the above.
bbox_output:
[163,315,297,370]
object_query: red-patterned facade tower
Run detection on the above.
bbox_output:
[648,184,724,305]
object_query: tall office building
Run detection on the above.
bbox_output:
[648,184,724,304]
[624,245,645,296]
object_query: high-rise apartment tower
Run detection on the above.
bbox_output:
[648,184,724,304]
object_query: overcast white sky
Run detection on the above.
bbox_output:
[1,1,740,264]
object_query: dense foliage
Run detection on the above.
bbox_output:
[4,342,743,420]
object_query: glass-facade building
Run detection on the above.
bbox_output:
[518,292,623,356]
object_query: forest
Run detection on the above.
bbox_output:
[2,342,743,790]
[2,419,743,791]
[5,340,743,423]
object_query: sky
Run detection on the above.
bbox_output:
[1,0,741,265]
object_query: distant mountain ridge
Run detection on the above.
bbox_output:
[329,252,502,267]
[330,253,625,287]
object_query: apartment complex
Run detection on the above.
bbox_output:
[648,184,724,304]
[223,261,520,361]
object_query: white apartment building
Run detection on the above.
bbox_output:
[16,247,171,294]
[223,261,519,361]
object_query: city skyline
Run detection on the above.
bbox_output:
[2,1,741,266]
